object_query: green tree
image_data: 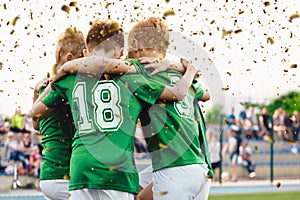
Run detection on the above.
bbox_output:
[266,91,300,115]
[205,104,224,124]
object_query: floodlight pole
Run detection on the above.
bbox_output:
[219,114,224,184]
[269,118,274,183]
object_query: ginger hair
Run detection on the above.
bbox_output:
[55,27,86,66]
[128,17,169,54]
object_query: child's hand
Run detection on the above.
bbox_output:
[34,78,49,93]
[180,58,199,74]
[139,57,172,75]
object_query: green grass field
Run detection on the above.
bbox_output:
[209,191,300,200]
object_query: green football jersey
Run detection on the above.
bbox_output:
[39,88,75,180]
[127,59,207,171]
[43,73,165,194]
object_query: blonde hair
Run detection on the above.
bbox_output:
[128,17,169,53]
[86,19,124,52]
[55,27,86,66]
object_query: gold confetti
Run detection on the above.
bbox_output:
[163,9,175,17]
[109,167,117,171]
[157,191,168,196]
[234,29,242,34]
[264,2,270,6]
[276,182,281,188]
[158,142,168,149]
[63,175,71,180]
[254,145,259,152]
[222,29,232,39]
[10,29,15,35]
[11,16,20,26]
[283,69,288,72]
[290,64,297,69]
[105,2,112,9]
[61,5,71,14]
[289,13,299,22]
[222,87,229,91]
[69,2,77,7]
[165,0,170,2]
[238,10,244,15]
[0,90,3,92]
[227,72,232,76]
[206,174,213,179]
[224,118,230,124]
[267,37,274,44]
[287,140,296,144]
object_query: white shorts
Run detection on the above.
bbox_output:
[139,165,153,189]
[40,180,69,200]
[69,189,134,200]
[153,164,211,200]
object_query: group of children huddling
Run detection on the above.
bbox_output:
[29,17,213,200]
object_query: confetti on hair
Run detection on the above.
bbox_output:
[11,16,20,26]
[61,5,71,14]
[163,9,175,17]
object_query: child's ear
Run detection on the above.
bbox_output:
[83,49,89,57]
[65,53,73,61]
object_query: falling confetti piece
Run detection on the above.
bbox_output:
[238,10,244,15]
[11,16,20,26]
[222,87,229,91]
[165,0,170,2]
[224,118,230,124]
[63,175,70,180]
[254,145,259,152]
[290,64,297,69]
[287,140,296,144]
[222,29,232,39]
[267,37,274,44]
[264,2,270,6]
[226,72,232,76]
[61,5,71,14]
[289,13,299,22]
[163,9,175,17]
[105,2,112,9]
[206,174,213,179]
[10,30,15,35]
[159,142,168,149]
[69,2,77,7]
[283,69,288,72]
[246,69,251,72]
[157,191,168,196]
[234,29,242,34]
[0,90,3,92]
[276,182,281,188]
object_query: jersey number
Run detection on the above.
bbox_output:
[73,81,123,132]
[169,74,193,118]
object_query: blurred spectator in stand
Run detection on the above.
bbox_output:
[10,133,29,174]
[226,108,236,130]
[291,110,300,154]
[10,107,25,133]
[258,107,274,143]
[208,130,220,183]
[237,110,246,132]
[21,133,34,159]
[244,106,259,139]
[282,110,293,141]
[28,145,42,177]
[238,141,256,179]
[222,125,241,182]
[134,119,148,159]
[273,108,286,140]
